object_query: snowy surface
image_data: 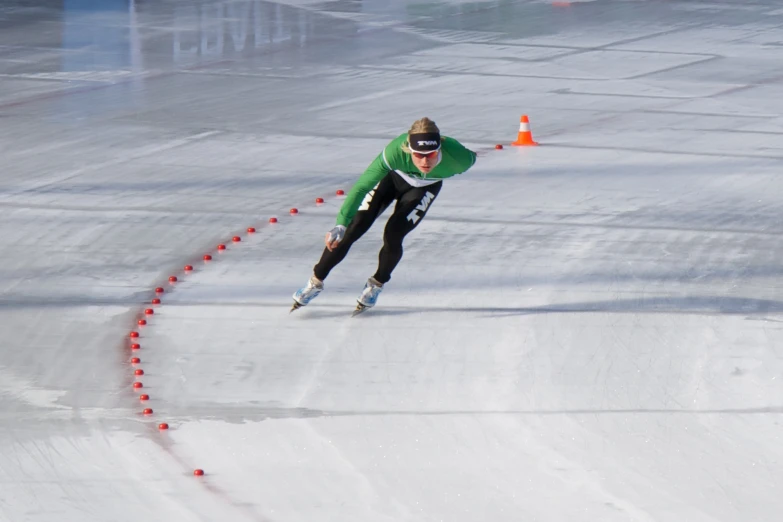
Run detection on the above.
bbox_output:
[2,0,783,521]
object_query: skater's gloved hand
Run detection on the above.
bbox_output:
[325,225,346,251]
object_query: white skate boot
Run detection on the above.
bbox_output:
[291,276,324,312]
[354,277,384,315]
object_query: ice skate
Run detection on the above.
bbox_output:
[291,276,324,312]
[353,277,383,315]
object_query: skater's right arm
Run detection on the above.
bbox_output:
[335,145,395,227]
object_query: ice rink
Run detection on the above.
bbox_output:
[2,0,783,520]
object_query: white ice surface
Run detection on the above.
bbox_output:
[1,1,783,521]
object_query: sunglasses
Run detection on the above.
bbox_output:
[411,149,439,159]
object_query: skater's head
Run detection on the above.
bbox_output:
[404,117,442,174]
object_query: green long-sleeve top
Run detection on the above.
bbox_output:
[336,133,477,226]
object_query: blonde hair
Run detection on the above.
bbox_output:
[402,117,442,153]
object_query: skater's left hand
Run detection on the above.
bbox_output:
[325,225,346,251]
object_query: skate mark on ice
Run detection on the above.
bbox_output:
[293,295,783,319]
[152,404,783,421]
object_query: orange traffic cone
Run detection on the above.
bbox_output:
[511,115,539,146]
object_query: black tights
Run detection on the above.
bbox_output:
[314,172,442,284]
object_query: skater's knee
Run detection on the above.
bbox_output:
[382,232,404,253]
[382,220,407,244]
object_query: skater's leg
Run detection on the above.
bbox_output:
[313,175,396,281]
[373,181,442,284]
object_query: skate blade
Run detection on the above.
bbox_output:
[290,301,303,313]
[352,303,369,316]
